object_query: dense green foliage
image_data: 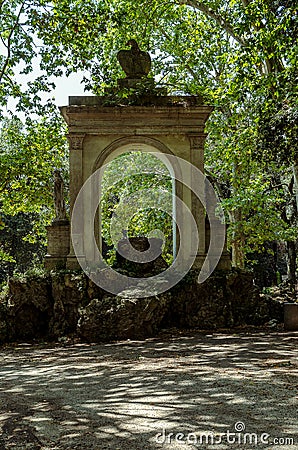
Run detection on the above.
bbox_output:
[0,212,45,282]
[0,0,297,279]
[100,151,173,264]
[0,115,68,215]
[0,114,68,276]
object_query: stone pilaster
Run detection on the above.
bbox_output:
[189,134,207,257]
[67,133,85,269]
[67,134,85,209]
[189,134,206,173]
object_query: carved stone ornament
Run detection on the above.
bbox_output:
[67,134,85,150]
[189,134,207,150]
[117,39,151,79]
[53,169,67,221]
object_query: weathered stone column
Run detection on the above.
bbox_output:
[67,133,85,269]
[189,134,206,265]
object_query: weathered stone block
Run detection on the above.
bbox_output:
[45,220,70,269]
[284,303,298,331]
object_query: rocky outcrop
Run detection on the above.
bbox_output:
[78,289,170,342]
[227,270,284,325]
[50,273,87,337]
[160,270,283,330]
[0,300,7,342]
[5,276,52,340]
[0,269,284,343]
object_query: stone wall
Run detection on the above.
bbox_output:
[0,269,283,343]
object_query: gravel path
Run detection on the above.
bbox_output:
[0,330,297,449]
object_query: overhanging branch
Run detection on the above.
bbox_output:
[178,0,247,47]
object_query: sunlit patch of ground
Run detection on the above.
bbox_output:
[0,330,297,449]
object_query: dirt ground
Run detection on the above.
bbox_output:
[0,329,297,450]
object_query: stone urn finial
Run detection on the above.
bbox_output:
[117,39,151,79]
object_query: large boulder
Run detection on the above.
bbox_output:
[78,288,170,342]
[6,276,52,340]
[49,273,88,337]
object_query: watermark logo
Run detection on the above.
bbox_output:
[155,421,295,446]
[71,154,226,298]
[234,421,245,432]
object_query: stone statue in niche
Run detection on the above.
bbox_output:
[117,39,151,79]
[53,169,67,222]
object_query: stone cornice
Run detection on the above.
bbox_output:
[60,104,213,135]
[68,95,205,107]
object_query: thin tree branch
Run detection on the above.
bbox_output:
[0,0,26,83]
[0,36,8,48]
[205,167,229,200]
[178,0,247,47]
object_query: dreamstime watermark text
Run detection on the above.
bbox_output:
[155,422,295,446]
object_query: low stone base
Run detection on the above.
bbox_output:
[217,252,232,270]
[45,220,70,270]
[193,252,231,271]
[0,269,283,343]
[284,303,298,331]
[44,255,67,270]
[117,77,155,89]
[66,255,83,270]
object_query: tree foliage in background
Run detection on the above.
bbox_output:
[100,151,173,264]
[0,114,68,215]
[85,0,297,273]
[0,114,68,274]
[0,0,113,113]
[0,212,45,283]
[0,0,297,280]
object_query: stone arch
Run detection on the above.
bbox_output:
[49,95,231,272]
[93,136,178,176]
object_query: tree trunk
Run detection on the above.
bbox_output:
[229,209,245,269]
[293,163,298,212]
[231,240,245,269]
[285,164,298,288]
[286,240,296,288]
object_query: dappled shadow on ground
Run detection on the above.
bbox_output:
[0,331,297,449]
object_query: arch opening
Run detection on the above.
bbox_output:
[97,148,177,269]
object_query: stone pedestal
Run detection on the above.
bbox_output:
[117,77,155,89]
[116,237,167,276]
[284,303,298,331]
[44,220,70,270]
